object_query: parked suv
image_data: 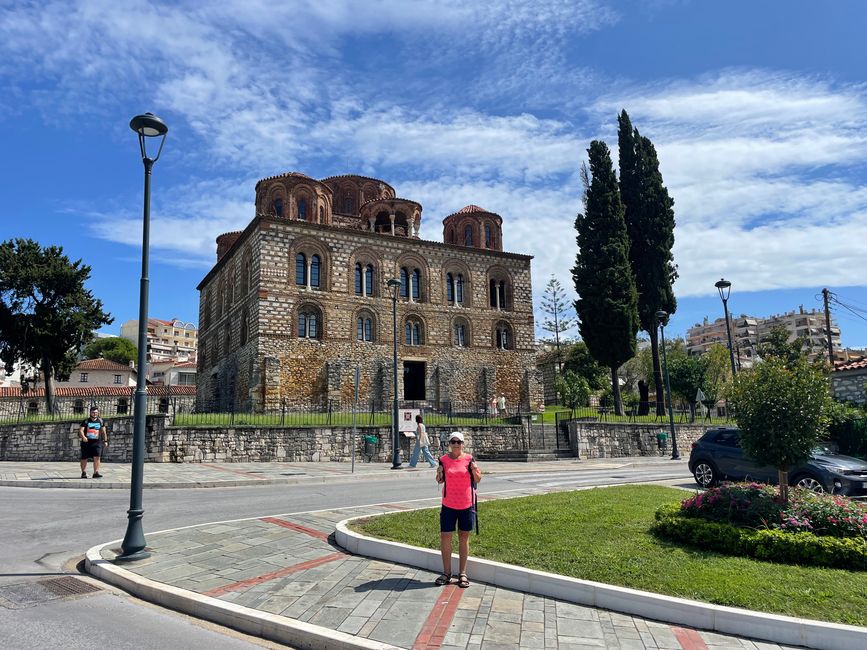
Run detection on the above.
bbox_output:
[688,427,867,496]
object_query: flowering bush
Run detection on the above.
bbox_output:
[679,482,867,539]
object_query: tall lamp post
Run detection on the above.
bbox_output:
[655,310,680,460]
[387,278,403,470]
[118,113,168,562]
[714,278,737,378]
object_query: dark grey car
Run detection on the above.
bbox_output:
[688,427,867,496]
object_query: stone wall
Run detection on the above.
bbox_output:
[832,370,867,404]
[569,422,708,458]
[1,420,712,463]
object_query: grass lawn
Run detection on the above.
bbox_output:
[353,485,867,626]
[171,411,514,428]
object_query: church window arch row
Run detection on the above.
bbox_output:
[348,247,381,298]
[493,320,514,350]
[487,266,513,311]
[442,259,472,307]
[403,315,425,346]
[354,308,377,342]
[395,254,429,303]
[452,316,471,347]
[290,237,331,291]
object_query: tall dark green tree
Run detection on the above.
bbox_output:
[618,110,678,416]
[572,141,640,415]
[0,239,112,412]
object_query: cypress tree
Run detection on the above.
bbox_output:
[618,110,678,416]
[572,141,639,416]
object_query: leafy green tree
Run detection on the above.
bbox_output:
[539,275,576,373]
[82,337,137,365]
[0,239,112,412]
[562,341,608,391]
[618,110,678,416]
[757,324,808,367]
[728,357,833,501]
[554,370,591,412]
[572,140,640,415]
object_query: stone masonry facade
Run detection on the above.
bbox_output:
[196,172,543,413]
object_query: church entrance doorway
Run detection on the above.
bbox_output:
[403,361,426,401]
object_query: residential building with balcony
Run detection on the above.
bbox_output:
[120,318,198,364]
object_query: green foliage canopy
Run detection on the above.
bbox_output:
[562,341,608,391]
[0,238,112,409]
[554,370,591,409]
[82,336,137,365]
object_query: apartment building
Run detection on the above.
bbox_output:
[120,318,198,364]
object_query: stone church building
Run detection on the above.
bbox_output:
[196,172,543,412]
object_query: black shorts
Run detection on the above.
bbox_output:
[440,505,475,533]
[80,440,103,459]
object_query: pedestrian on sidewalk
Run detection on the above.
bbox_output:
[79,406,108,478]
[408,414,436,468]
[435,432,481,589]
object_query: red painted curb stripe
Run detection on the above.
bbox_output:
[204,551,345,597]
[672,627,709,650]
[412,584,464,649]
[201,463,268,480]
[260,516,330,540]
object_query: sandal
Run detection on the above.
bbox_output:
[457,573,470,588]
[435,573,451,586]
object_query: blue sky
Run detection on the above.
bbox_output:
[1,0,866,347]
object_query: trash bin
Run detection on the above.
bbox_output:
[363,435,379,460]
[656,431,669,455]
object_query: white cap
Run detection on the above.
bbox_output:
[448,432,465,443]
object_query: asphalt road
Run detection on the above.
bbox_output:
[0,464,691,649]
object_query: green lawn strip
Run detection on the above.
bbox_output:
[352,485,867,626]
[171,412,514,428]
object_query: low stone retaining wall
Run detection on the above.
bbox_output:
[0,418,713,462]
[570,421,707,458]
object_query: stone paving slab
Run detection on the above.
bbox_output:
[90,492,805,650]
[0,456,687,489]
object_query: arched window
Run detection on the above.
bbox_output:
[310,254,321,288]
[400,267,409,298]
[298,308,320,339]
[453,318,469,347]
[240,310,249,346]
[456,274,464,304]
[485,223,492,248]
[464,225,473,246]
[495,321,513,350]
[299,198,308,221]
[411,268,420,300]
[489,278,509,309]
[354,263,363,295]
[446,273,454,303]
[241,256,251,295]
[344,196,354,213]
[404,318,423,346]
[274,198,283,217]
[356,313,374,342]
[365,264,374,296]
[296,253,307,286]
[319,206,324,222]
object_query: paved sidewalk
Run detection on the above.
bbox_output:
[88,488,803,650]
[0,456,686,489]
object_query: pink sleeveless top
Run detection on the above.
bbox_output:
[440,453,473,510]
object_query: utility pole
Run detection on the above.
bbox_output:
[822,288,834,365]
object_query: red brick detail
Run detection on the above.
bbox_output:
[672,627,709,650]
[412,584,464,649]
[204,552,344,597]
[260,516,330,541]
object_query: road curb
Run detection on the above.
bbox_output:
[334,513,867,650]
[84,541,400,650]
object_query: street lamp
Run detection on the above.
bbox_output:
[714,278,738,378]
[655,310,680,460]
[117,113,168,562]
[388,278,402,470]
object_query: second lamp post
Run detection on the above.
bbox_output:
[655,310,680,460]
[714,278,738,378]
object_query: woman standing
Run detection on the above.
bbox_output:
[435,432,482,588]
[408,414,436,468]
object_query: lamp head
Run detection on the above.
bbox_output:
[714,278,731,302]
[655,310,668,325]
[387,278,401,298]
[129,113,168,137]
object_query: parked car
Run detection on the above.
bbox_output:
[688,427,867,496]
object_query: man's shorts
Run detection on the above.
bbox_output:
[440,505,475,532]
[80,440,103,459]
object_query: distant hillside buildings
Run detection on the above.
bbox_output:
[120,318,198,364]
[686,305,843,367]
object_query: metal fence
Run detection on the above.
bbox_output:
[0,391,177,424]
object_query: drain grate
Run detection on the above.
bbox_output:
[0,577,100,609]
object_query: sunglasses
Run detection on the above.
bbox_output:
[449,440,463,445]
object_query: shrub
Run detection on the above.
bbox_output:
[679,482,867,539]
[653,506,867,570]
